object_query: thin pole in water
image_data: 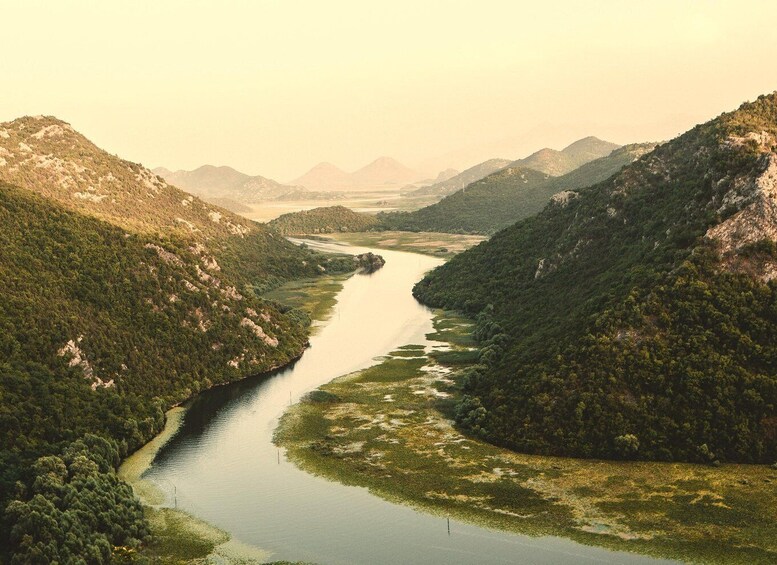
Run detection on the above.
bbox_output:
[447,517,450,536]
[277,449,280,465]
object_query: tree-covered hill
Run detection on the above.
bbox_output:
[414,93,777,464]
[0,182,355,560]
[268,205,380,235]
[380,168,550,233]
[379,144,654,234]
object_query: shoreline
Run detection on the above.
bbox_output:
[118,263,354,563]
[118,403,274,563]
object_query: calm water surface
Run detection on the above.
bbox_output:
[147,240,675,565]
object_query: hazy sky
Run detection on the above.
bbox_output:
[3,0,777,180]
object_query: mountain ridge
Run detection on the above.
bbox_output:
[154,164,308,203]
[381,143,654,234]
[413,92,777,464]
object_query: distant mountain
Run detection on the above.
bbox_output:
[291,162,351,190]
[381,144,654,234]
[434,168,459,182]
[405,158,512,198]
[405,137,619,202]
[154,164,306,203]
[351,157,422,187]
[414,92,777,465]
[268,205,379,235]
[292,157,423,190]
[512,136,620,176]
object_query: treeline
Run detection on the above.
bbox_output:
[415,94,777,464]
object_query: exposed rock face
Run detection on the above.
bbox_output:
[57,336,114,390]
[706,151,777,254]
[550,190,578,207]
[240,317,279,347]
[355,252,386,273]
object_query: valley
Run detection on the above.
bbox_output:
[137,241,677,564]
[2,22,777,563]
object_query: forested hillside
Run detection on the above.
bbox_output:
[380,144,654,234]
[414,93,777,464]
[0,166,355,559]
[0,182,357,560]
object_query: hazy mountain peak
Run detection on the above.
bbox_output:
[293,157,422,190]
[153,163,305,205]
[351,156,421,185]
[511,136,621,176]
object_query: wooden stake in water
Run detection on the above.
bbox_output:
[447,517,450,536]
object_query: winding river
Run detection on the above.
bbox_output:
[146,240,674,565]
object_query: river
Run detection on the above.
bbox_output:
[145,240,674,565]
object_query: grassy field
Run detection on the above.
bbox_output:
[325,231,486,258]
[275,311,777,565]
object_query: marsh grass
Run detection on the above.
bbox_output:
[276,310,777,565]
[325,231,486,258]
[263,274,350,326]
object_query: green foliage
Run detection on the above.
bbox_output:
[414,93,777,463]
[5,435,148,564]
[268,205,379,235]
[379,144,654,235]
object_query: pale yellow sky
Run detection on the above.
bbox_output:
[2,0,777,180]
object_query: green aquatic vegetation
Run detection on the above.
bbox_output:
[326,231,486,258]
[276,310,777,564]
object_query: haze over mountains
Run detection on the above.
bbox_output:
[154,165,303,202]
[385,143,656,234]
[407,136,619,200]
[293,156,424,191]
[515,136,620,176]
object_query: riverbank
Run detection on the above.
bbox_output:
[118,266,355,563]
[275,311,777,565]
[119,405,272,563]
